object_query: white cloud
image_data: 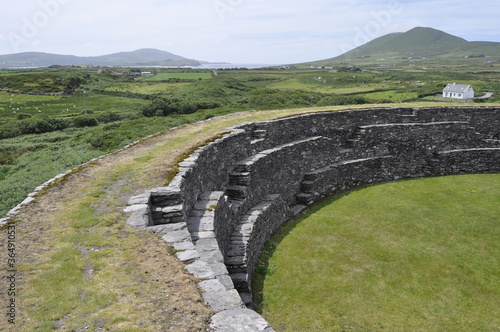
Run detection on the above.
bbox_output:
[0,0,498,63]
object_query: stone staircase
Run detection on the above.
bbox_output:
[225,194,284,308]
[346,127,366,147]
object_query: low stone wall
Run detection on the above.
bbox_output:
[126,106,500,331]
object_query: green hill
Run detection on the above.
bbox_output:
[305,27,500,66]
[0,48,202,68]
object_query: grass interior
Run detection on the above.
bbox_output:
[254,174,500,332]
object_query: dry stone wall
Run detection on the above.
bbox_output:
[126,106,500,332]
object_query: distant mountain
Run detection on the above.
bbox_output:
[0,48,202,68]
[305,27,500,66]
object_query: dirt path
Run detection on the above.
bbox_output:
[477,92,494,99]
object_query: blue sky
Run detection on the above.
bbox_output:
[0,0,499,64]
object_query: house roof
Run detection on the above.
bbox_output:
[443,83,472,93]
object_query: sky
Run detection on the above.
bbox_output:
[0,0,499,64]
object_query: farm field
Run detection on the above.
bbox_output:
[0,92,147,119]
[103,82,189,95]
[144,71,212,81]
[254,174,500,332]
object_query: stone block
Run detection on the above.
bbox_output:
[199,279,226,293]
[185,260,216,279]
[202,290,245,311]
[161,229,191,244]
[148,223,186,234]
[126,207,149,227]
[172,241,195,251]
[216,275,235,291]
[176,250,199,262]
[210,309,274,332]
[127,193,150,205]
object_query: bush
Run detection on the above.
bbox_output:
[0,125,21,139]
[19,118,55,134]
[16,113,33,120]
[140,98,221,117]
[316,95,368,106]
[49,117,72,131]
[72,115,98,128]
[95,112,122,123]
[88,132,125,151]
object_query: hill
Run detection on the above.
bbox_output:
[305,27,500,66]
[0,48,202,68]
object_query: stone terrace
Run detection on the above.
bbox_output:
[126,107,500,331]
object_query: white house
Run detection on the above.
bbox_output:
[443,83,475,99]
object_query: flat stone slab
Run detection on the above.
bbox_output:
[199,279,226,293]
[200,191,225,200]
[202,290,246,311]
[123,203,148,213]
[209,262,230,276]
[127,193,150,205]
[185,260,216,279]
[210,309,274,332]
[188,216,215,232]
[172,241,195,251]
[161,229,191,244]
[148,223,186,234]
[217,275,236,291]
[126,207,149,227]
[176,250,199,262]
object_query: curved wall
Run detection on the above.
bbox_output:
[127,106,500,331]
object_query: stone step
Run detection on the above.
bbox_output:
[225,255,246,268]
[252,129,267,139]
[149,187,182,205]
[230,273,250,291]
[250,138,265,146]
[296,192,314,205]
[239,292,253,308]
[226,243,247,257]
[303,172,319,181]
[226,185,248,200]
[229,172,251,186]
[291,204,308,216]
[300,180,316,193]
[162,204,184,218]
[187,216,215,233]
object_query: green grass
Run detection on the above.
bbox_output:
[254,174,500,332]
[145,72,212,81]
[0,92,148,119]
[104,82,188,95]
[20,172,144,331]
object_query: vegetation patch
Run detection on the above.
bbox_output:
[254,174,500,331]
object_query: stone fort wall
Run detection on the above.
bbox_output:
[126,106,500,331]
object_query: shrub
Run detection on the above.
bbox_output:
[16,113,33,120]
[72,115,99,128]
[140,98,221,117]
[19,118,55,134]
[316,95,368,106]
[0,125,21,139]
[95,112,122,123]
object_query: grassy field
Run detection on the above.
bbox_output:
[254,174,500,331]
[144,72,212,81]
[0,92,147,119]
[103,82,189,95]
